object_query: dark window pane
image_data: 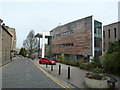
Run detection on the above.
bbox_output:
[108,29,110,38]
[114,28,117,38]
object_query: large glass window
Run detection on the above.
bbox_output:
[94,20,102,54]
[94,20,102,38]
[94,47,102,51]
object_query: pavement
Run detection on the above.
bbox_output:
[34,59,120,89]
[2,57,71,89]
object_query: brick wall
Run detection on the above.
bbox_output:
[50,16,93,58]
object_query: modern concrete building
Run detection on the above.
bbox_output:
[103,21,120,52]
[8,28,16,56]
[50,16,102,60]
[0,19,12,66]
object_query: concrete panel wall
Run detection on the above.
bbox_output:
[103,22,120,52]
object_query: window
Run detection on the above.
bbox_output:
[114,28,117,38]
[103,31,105,38]
[94,41,97,47]
[94,47,101,51]
[56,43,73,47]
[108,29,110,38]
[94,28,96,33]
[53,30,74,38]
[71,43,73,46]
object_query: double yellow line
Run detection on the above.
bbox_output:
[31,60,72,90]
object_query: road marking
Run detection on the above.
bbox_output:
[30,59,72,90]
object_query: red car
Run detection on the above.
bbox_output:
[39,57,56,65]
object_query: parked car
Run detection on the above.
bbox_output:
[50,58,58,62]
[38,56,41,59]
[39,57,56,65]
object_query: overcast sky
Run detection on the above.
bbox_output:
[0,0,119,48]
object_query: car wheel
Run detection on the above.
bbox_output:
[39,61,42,64]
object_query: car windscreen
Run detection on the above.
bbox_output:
[42,58,49,60]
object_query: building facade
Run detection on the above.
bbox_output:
[8,28,16,56]
[103,22,120,52]
[0,19,12,66]
[50,16,102,60]
[0,19,3,66]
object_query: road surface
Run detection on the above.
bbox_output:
[2,57,64,89]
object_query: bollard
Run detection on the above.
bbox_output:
[58,65,61,75]
[46,63,48,68]
[51,65,53,71]
[68,67,70,79]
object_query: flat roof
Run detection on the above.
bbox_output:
[50,15,93,32]
[103,21,120,27]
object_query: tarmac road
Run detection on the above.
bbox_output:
[2,57,63,89]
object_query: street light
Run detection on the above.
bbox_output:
[35,33,42,58]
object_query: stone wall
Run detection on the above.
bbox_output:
[2,26,12,66]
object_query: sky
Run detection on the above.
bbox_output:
[0,0,119,48]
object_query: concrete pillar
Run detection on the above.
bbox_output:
[42,34,45,58]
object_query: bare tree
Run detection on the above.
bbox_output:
[23,30,38,56]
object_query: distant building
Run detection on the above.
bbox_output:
[8,28,16,56]
[0,19,12,66]
[44,36,52,57]
[45,44,50,57]
[50,16,102,60]
[103,21,120,52]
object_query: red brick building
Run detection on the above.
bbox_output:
[50,16,102,60]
